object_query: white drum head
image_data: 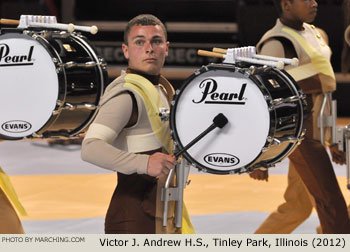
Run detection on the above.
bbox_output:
[0,33,59,138]
[172,68,270,173]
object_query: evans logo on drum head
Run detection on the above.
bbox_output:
[0,44,34,67]
[1,120,32,133]
[192,78,247,105]
[204,153,240,167]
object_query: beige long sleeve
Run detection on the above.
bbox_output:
[81,93,149,175]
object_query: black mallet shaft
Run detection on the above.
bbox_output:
[175,113,228,159]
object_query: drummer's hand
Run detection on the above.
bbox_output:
[249,168,269,182]
[147,152,177,177]
[329,144,346,165]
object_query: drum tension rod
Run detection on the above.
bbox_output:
[60,61,97,69]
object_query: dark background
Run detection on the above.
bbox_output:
[1,0,349,115]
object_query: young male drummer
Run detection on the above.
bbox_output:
[250,0,350,233]
[81,14,193,234]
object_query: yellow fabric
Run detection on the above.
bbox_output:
[286,63,319,82]
[282,26,335,80]
[124,73,195,234]
[0,167,27,216]
[124,74,173,153]
[182,203,196,234]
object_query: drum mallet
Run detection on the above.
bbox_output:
[212,47,299,67]
[0,18,20,25]
[174,112,228,158]
[162,113,228,227]
[198,49,284,69]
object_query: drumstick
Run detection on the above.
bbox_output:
[254,54,299,67]
[197,50,224,58]
[73,24,98,34]
[213,47,298,67]
[29,22,75,33]
[174,113,228,158]
[236,56,284,69]
[0,17,98,34]
[212,47,227,54]
[0,18,20,25]
[198,49,284,69]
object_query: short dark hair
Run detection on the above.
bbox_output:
[123,14,167,44]
[273,0,294,16]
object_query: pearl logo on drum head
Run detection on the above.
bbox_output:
[192,78,247,105]
[0,43,34,67]
[1,120,32,133]
[204,153,240,167]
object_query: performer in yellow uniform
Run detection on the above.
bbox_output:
[250,0,350,233]
[81,14,194,234]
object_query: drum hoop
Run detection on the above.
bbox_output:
[170,64,306,174]
[31,32,67,137]
[0,30,65,138]
[170,64,271,174]
[0,30,106,138]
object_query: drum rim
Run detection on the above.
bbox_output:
[170,64,273,174]
[0,30,106,139]
[0,30,65,139]
[170,64,306,174]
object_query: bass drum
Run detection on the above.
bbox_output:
[170,64,306,174]
[0,28,107,140]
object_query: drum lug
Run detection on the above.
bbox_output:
[266,136,273,143]
[268,105,275,112]
[248,65,256,75]
[272,136,300,146]
[261,147,268,152]
[60,61,97,69]
[54,103,97,112]
[69,103,96,110]
[31,133,43,138]
[98,57,108,68]
[272,95,300,106]
[56,100,64,106]
[200,168,207,173]
[56,67,62,73]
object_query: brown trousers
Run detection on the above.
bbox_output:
[255,163,314,234]
[105,172,179,234]
[105,173,157,234]
[289,94,350,233]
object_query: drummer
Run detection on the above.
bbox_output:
[81,14,193,234]
[250,0,350,233]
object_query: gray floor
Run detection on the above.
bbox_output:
[0,141,346,234]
